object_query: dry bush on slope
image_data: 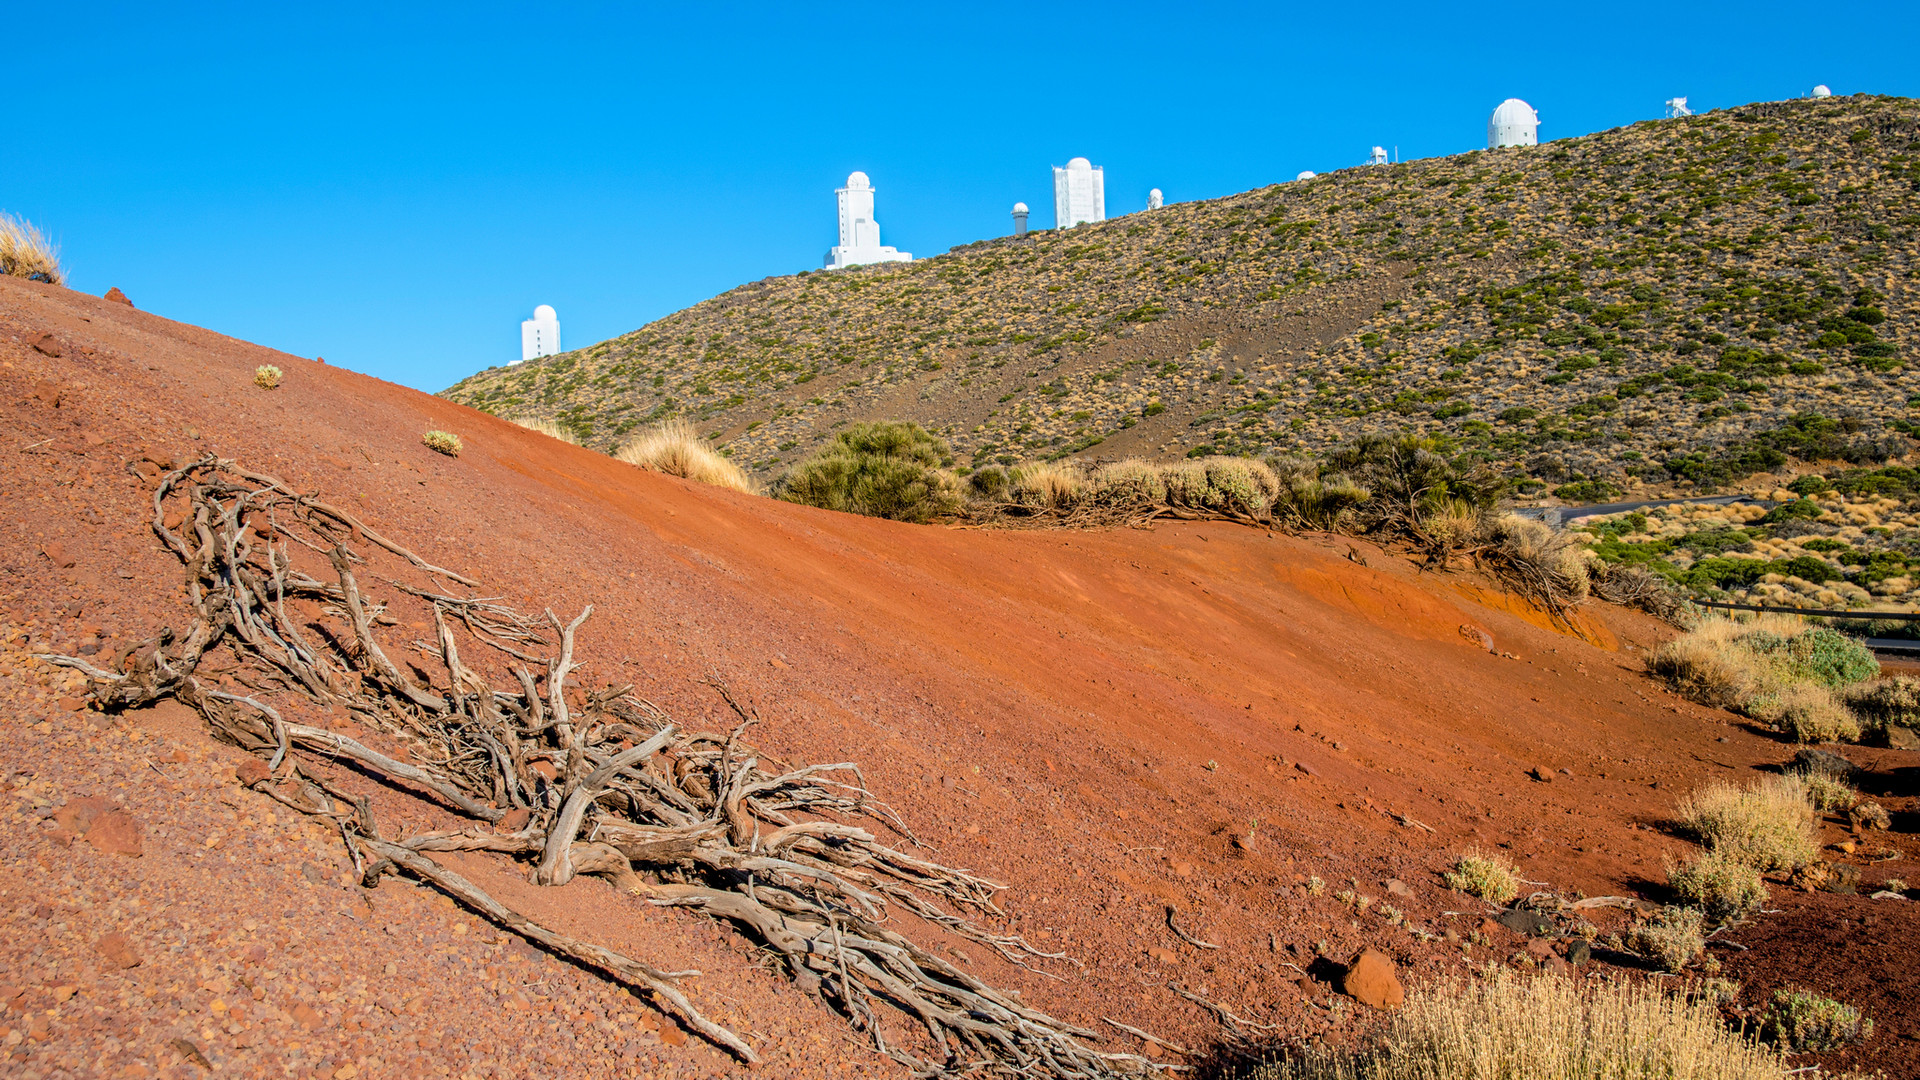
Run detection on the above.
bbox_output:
[1253,972,1787,1080]
[1441,850,1519,905]
[1676,775,1818,872]
[510,416,580,445]
[1843,675,1920,743]
[617,419,758,494]
[1480,513,1592,613]
[0,211,62,285]
[1666,850,1768,923]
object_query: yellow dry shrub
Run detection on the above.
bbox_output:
[1648,615,1799,710]
[509,416,579,444]
[1675,775,1817,871]
[253,365,282,389]
[1769,682,1861,744]
[0,211,62,285]
[421,430,462,457]
[1010,462,1086,509]
[1254,971,1787,1080]
[615,419,757,494]
[1087,459,1167,505]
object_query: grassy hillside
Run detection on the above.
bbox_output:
[443,94,1920,496]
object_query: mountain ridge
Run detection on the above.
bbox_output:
[444,93,1920,496]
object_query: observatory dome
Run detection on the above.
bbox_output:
[1295,170,1316,181]
[1066,157,1092,170]
[533,305,557,321]
[1811,84,1832,98]
[845,171,871,189]
[1012,202,1029,214]
[1488,98,1539,149]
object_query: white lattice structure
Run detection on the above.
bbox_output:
[825,172,911,270]
[519,305,560,364]
[1488,98,1539,148]
[1665,97,1692,118]
[1052,157,1105,228]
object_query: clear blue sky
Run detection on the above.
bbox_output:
[6,2,1915,392]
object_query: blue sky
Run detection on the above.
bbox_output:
[6,2,1915,392]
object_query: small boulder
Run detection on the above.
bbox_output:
[52,796,109,834]
[42,542,76,569]
[1529,765,1554,783]
[1384,878,1414,899]
[1791,748,1859,781]
[235,758,271,786]
[1145,946,1178,965]
[104,287,133,307]
[1341,949,1404,1009]
[1887,724,1920,751]
[32,333,62,358]
[1565,939,1591,965]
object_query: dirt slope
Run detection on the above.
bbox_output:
[3,274,1915,1078]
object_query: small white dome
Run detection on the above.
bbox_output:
[1489,98,1540,148]
[1067,157,1092,170]
[1811,84,1832,98]
[1012,202,1029,214]
[533,304,557,321]
[1295,170,1317,181]
[1149,188,1162,199]
[845,171,871,189]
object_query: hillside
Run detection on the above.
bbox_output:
[444,93,1920,495]
[8,273,1919,1075]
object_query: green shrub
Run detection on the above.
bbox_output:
[777,421,961,523]
[422,430,462,457]
[1761,988,1872,1052]
[1842,675,1920,739]
[1624,906,1707,973]
[254,365,283,389]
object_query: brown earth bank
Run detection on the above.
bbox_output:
[1,271,1915,1079]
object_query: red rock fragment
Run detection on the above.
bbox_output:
[86,810,143,857]
[42,542,76,568]
[96,932,142,969]
[104,287,134,306]
[1341,949,1405,1009]
[291,1003,323,1028]
[52,796,109,833]
[32,333,62,357]
[235,758,271,786]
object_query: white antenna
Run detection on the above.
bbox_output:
[1664,97,1692,118]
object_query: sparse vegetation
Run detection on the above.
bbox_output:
[1253,972,1788,1080]
[1649,614,1878,741]
[1624,905,1708,973]
[1442,850,1520,905]
[777,421,962,522]
[421,430,462,457]
[1666,850,1768,922]
[0,211,62,285]
[615,419,757,494]
[1760,988,1872,1052]
[1674,774,1818,872]
[510,416,580,445]
[1843,675,1920,743]
[253,365,282,390]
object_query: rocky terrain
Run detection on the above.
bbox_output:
[445,94,1920,496]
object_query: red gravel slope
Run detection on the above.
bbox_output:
[2,273,1913,1079]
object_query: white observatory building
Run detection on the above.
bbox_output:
[1147,188,1164,210]
[1011,202,1030,236]
[1488,99,1540,149]
[519,305,560,364]
[825,172,912,270]
[1810,84,1832,98]
[1053,157,1105,228]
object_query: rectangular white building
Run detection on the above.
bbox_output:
[825,171,912,270]
[1052,157,1105,229]
[520,305,560,363]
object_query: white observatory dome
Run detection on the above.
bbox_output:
[1811,84,1832,98]
[1488,98,1539,149]
[845,171,871,189]
[1012,202,1029,213]
[1067,157,1092,170]
[1295,170,1317,181]
[533,304,557,321]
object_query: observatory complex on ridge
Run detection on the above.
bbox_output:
[825,172,912,270]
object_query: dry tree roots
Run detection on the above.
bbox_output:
[45,456,1164,1078]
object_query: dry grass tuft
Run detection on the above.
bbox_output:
[1761,988,1873,1052]
[509,416,579,445]
[0,211,62,285]
[421,430,462,457]
[253,365,282,390]
[1651,615,1878,741]
[616,419,758,494]
[1010,462,1087,510]
[1087,459,1167,505]
[1675,775,1817,872]
[1442,850,1520,905]
[1767,682,1861,743]
[1666,851,1768,922]
[1253,971,1787,1080]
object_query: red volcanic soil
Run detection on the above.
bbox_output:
[1,272,1915,1079]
